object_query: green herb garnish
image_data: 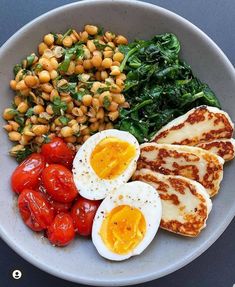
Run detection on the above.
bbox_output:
[52,97,67,115]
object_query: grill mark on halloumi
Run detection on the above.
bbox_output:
[133,169,212,237]
[197,138,235,161]
[138,143,224,197]
[151,106,234,145]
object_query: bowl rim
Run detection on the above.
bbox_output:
[0,0,235,286]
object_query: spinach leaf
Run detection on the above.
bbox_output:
[58,44,84,72]
[52,97,67,115]
[117,33,221,143]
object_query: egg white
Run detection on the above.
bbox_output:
[92,181,162,261]
[72,129,140,200]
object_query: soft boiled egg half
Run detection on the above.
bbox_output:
[72,130,140,200]
[92,181,162,261]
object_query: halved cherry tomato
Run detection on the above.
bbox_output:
[11,153,46,194]
[42,164,78,203]
[40,189,73,214]
[47,213,75,246]
[18,189,54,231]
[41,137,75,169]
[71,197,101,236]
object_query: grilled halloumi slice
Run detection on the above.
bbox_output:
[152,106,234,145]
[197,138,235,161]
[138,143,224,197]
[133,169,212,237]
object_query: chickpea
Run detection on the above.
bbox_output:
[24,75,38,88]
[10,80,17,90]
[17,102,28,113]
[38,42,48,55]
[72,29,80,40]
[95,71,101,81]
[105,122,114,129]
[91,55,102,68]
[14,95,22,107]
[39,58,53,72]
[10,144,24,156]
[33,105,45,114]
[30,115,38,124]
[64,136,77,143]
[108,101,118,112]
[115,35,128,45]
[38,70,50,83]
[66,101,74,113]
[70,33,78,43]
[80,126,90,135]
[116,78,124,87]
[8,131,21,141]
[93,50,102,57]
[99,122,106,131]
[91,81,102,93]
[83,48,91,59]
[101,71,108,80]
[3,108,16,120]
[90,122,99,132]
[50,70,58,80]
[76,115,87,124]
[68,119,77,127]
[66,61,76,75]
[49,90,58,102]
[34,136,44,144]
[82,94,93,106]
[116,72,127,81]
[110,84,122,94]
[16,80,27,90]
[42,49,54,59]
[83,59,93,70]
[80,31,89,42]
[87,40,96,52]
[23,126,35,136]
[80,105,88,114]
[108,111,119,122]
[96,108,105,120]
[110,65,121,76]
[85,25,98,35]
[44,33,54,46]
[41,92,50,101]
[75,64,84,74]
[107,42,115,49]
[104,31,115,42]
[71,123,80,134]
[15,69,25,82]
[92,98,100,110]
[41,83,53,93]
[113,52,124,62]
[46,105,54,115]
[112,93,125,104]
[72,107,83,117]
[20,88,31,96]
[50,57,59,69]
[83,135,90,142]
[20,135,33,145]
[99,91,112,105]
[112,61,121,67]
[102,58,113,69]
[32,125,49,135]
[103,50,113,58]
[63,35,73,47]
[61,126,73,137]
[4,124,13,132]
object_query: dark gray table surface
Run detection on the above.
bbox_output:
[0,1,234,286]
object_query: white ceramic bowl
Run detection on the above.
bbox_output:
[0,1,235,286]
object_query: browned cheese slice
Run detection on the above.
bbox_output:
[138,143,224,197]
[197,138,235,161]
[151,106,234,146]
[133,169,212,237]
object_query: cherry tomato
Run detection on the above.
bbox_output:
[42,164,78,203]
[18,189,54,231]
[11,153,46,194]
[40,189,73,214]
[71,197,101,236]
[41,137,75,169]
[47,213,75,246]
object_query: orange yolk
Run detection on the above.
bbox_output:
[100,205,146,254]
[90,137,136,180]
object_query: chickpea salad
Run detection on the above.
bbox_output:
[2,24,220,161]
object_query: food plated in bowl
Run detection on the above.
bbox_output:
[0,0,235,285]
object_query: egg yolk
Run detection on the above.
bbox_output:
[100,205,146,254]
[90,137,136,180]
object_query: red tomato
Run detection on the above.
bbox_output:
[18,189,54,231]
[41,137,75,169]
[71,197,101,236]
[42,164,78,203]
[47,213,75,246]
[11,153,46,194]
[40,189,73,214]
